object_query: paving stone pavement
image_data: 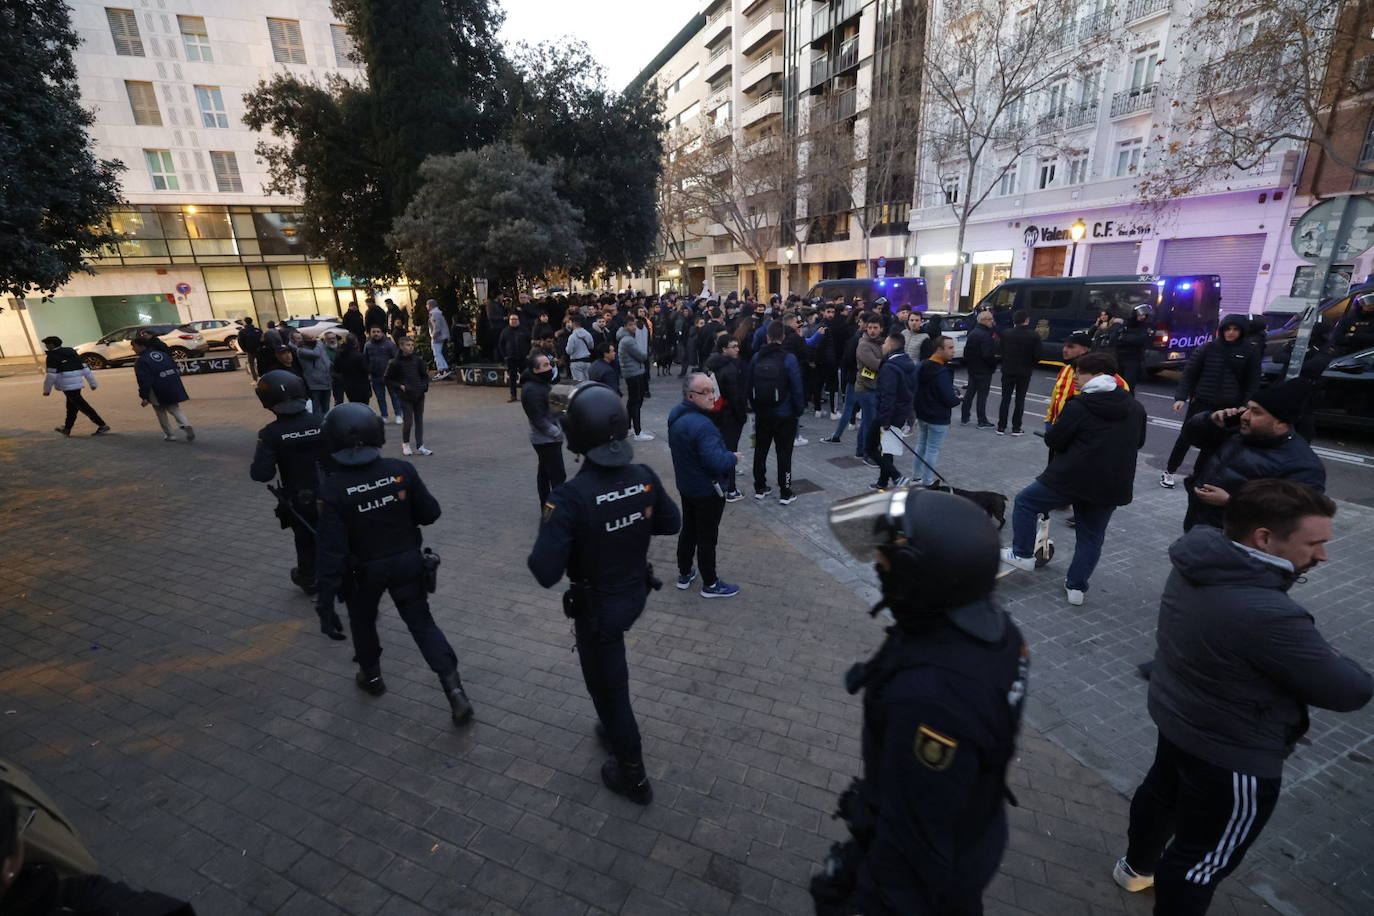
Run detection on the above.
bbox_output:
[0,366,1364,914]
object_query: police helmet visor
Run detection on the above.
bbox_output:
[826,488,911,564]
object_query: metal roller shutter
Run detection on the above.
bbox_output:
[1085,241,1141,275]
[1158,235,1266,315]
[712,269,739,295]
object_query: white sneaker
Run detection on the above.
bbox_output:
[1001,548,1036,572]
[632,432,655,441]
[1160,472,1175,489]
[402,443,413,456]
[814,409,823,418]
[1066,587,1085,606]
[394,415,404,425]
[830,411,841,420]
[416,445,433,456]
[794,436,809,446]
[1112,857,1154,893]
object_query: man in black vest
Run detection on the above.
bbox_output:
[527,383,681,804]
[250,371,339,637]
[814,487,1027,914]
[314,403,474,726]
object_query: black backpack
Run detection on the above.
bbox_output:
[751,349,788,409]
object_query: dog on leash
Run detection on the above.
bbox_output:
[925,483,1008,529]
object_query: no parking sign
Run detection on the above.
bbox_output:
[175,282,192,295]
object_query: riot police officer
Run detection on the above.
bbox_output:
[813,487,1028,914]
[249,370,343,640]
[527,382,681,804]
[314,403,474,725]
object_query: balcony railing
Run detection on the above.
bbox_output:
[1124,0,1170,21]
[1077,8,1112,42]
[708,44,729,63]
[1110,83,1156,117]
[742,51,774,77]
[745,3,781,27]
[1065,101,1099,128]
[810,57,830,86]
[1036,110,1066,134]
[745,90,782,112]
[834,35,859,73]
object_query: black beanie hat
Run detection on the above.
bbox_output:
[1250,379,1307,425]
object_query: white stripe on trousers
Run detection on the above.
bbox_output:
[1186,772,1259,885]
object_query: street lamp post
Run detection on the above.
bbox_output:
[1068,219,1087,276]
[785,246,795,299]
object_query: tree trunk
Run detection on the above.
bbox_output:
[947,216,967,313]
[754,259,768,298]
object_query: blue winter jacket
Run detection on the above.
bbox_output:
[875,350,918,428]
[745,343,805,419]
[134,348,189,405]
[667,401,738,499]
[913,357,961,425]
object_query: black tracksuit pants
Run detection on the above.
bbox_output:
[61,390,105,431]
[676,494,726,585]
[1125,734,1280,915]
[533,441,566,506]
[997,373,1031,432]
[753,415,797,496]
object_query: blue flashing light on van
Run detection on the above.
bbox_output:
[974,274,1222,370]
[805,277,928,314]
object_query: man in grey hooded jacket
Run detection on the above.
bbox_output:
[1112,479,1371,913]
[617,316,653,442]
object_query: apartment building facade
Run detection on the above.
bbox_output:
[906,0,1309,315]
[0,1,406,363]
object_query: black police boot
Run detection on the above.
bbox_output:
[601,758,653,805]
[290,567,319,596]
[355,666,386,696]
[438,670,474,725]
[318,609,346,641]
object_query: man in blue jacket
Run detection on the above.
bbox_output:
[667,373,742,598]
[746,321,806,504]
[1113,479,1370,913]
[870,332,918,490]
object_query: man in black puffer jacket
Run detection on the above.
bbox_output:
[1161,316,1259,488]
[1181,378,1325,531]
[1113,480,1370,913]
[960,310,999,428]
[995,310,1042,435]
[1003,352,1146,606]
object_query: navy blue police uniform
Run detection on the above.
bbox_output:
[528,460,681,767]
[844,614,1027,914]
[250,410,328,589]
[316,457,459,678]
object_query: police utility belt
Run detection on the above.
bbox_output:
[562,565,662,620]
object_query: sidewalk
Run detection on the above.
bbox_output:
[0,369,1359,913]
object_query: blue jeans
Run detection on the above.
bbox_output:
[830,383,859,442]
[370,378,402,417]
[1010,479,1115,592]
[855,390,877,459]
[913,421,949,485]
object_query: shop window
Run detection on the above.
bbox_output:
[178,15,212,62]
[267,18,307,65]
[211,152,243,192]
[196,86,228,129]
[144,150,178,190]
[125,81,161,126]
[331,24,358,67]
[105,8,144,56]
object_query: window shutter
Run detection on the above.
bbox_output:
[106,8,145,57]
[125,81,161,126]
[267,18,307,65]
[210,152,243,192]
[331,24,358,68]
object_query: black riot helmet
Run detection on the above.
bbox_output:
[561,382,632,467]
[828,487,1005,641]
[322,402,385,466]
[255,369,309,415]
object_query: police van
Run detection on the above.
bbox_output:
[805,277,928,313]
[973,274,1222,370]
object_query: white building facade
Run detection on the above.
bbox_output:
[907,0,1308,316]
[0,1,405,363]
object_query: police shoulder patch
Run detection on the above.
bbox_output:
[542,502,556,524]
[915,724,958,771]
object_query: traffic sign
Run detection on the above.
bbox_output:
[175,282,192,295]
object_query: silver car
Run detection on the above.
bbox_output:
[76,324,208,369]
[184,318,241,350]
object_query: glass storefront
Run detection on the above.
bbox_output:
[97,205,317,267]
[202,264,338,326]
[970,261,1012,307]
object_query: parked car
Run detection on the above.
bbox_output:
[1308,347,1374,431]
[280,315,346,339]
[805,277,929,314]
[184,318,240,350]
[1260,288,1370,371]
[76,324,208,369]
[973,274,1222,371]
[920,312,971,361]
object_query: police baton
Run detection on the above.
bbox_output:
[267,483,316,535]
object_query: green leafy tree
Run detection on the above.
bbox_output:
[0,0,124,298]
[387,144,585,291]
[505,42,664,279]
[243,0,506,285]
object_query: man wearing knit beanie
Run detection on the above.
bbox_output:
[1180,379,1326,531]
